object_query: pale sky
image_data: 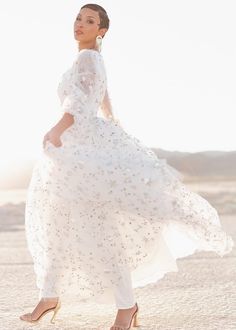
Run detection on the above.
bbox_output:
[0,0,235,168]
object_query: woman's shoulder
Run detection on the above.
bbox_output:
[77,48,102,61]
[75,49,104,71]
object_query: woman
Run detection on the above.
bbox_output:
[19,3,234,329]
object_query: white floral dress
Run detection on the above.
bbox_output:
[25,49,234,306]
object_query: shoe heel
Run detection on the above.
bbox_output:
[50,300,61,324]
[132,311,140,327]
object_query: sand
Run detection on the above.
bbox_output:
[0,180,235,329]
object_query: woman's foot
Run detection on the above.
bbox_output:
[19,297,59,322]
[110,302,138,330]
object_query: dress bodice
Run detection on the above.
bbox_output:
[57,49,107,123]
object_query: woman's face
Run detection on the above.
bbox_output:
[74,7,106,43]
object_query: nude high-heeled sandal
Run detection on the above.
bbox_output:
[19,299,61,324]
[110,302,140,330]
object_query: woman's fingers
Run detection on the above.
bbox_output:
[47,137,62,148]
[43,130,63,149]
[43,134,49,148]
[53,140,62,147]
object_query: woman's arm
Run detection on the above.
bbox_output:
[101,88,121,126]
[43,113,74,148]
[101,88,115,120]
[43,51,96,149]
[52,112,74,135]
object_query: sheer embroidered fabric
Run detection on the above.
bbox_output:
[25,49,234,306]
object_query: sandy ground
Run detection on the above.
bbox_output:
[0,180,235,330]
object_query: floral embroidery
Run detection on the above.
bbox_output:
[25,49,234,305]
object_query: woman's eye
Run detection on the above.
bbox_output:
[76,17,94,24]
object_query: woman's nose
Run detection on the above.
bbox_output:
[76,21,83,28]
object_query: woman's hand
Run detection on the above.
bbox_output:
[114,118,122,127]
[112,117,122,128]
[107,114,122,127]
[43,128,62,149]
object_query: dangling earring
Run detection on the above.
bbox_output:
[95,35,103,52]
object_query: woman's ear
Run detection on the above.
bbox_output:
[100,28,108,37]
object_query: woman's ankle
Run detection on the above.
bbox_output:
[40,297,59,302]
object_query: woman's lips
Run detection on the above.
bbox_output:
[75,30,83,34]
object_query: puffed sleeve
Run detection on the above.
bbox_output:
[61,49,100,122]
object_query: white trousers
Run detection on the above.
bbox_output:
[113,265,136,309]
[37,202,137,308]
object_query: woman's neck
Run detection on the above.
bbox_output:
[78,42,96,52]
